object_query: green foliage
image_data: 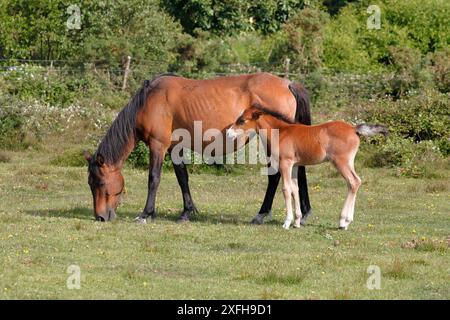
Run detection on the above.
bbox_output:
[160,0,305,35]
[323,5,378,73]
[170,31,238,77]
[283,7,329,73]
[386,46,431,98]
[0,65,76,106]
[429,48,450,93]
[363,137,446,178]
[1,0,449,178]
[50,148,87,167]
[323,0,450,73]
[0,0,182,82]
[0,103,25,150]
[357,89,450,178]
[127,141,150,169]
[0,0,73,60]
[360,90,450,151]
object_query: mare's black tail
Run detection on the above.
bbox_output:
[288,82,312,220]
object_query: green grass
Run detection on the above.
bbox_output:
[0,152,449,299]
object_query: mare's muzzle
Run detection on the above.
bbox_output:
[95,208,117,222]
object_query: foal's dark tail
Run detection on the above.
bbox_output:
[356,124,389,137]
[288,82,312,221]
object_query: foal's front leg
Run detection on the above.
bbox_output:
[280,161,294,230]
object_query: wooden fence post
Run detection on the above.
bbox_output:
[284,57,290,78]
[122,56,131,91]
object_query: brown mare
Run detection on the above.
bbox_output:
[227,105,388,230]
[83,73,313,223]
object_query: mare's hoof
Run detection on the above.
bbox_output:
[251,211,271,225]
[251,217,263,225]
[300,209,312,226]
[176,216,190,223]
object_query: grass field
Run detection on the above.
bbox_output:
[0,151,448,299]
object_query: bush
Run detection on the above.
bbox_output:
[0,95,112,150]
[0,104,26,150]
[50,149,88,167]
[429,48,450,93]
[363,136,446,178]
[127,141,150,169]
[386,46,432,98]
[358,89,450,156]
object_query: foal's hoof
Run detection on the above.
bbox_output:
[134,217,147,224]
[293,222,302,228]
[282,221,291,230]
[338,225,348,231]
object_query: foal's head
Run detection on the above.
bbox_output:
[226,107,263,140]
[84,151,124,221]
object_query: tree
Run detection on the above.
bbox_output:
[160,0,305,35]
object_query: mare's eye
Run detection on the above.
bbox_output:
[106,189,123,197]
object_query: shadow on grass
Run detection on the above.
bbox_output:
[24,206,284,227]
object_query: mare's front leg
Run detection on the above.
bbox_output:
[172,161,198,222]
[135,140,166,223]
[251,169,280,224]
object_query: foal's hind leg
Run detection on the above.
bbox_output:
[345,166,361,226]
[290,167,303,228]
[280,161,295,230]
[333,158,361,230]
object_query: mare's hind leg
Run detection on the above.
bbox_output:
[297,166,312,225]
[333,157,361,230]
[135,140,167,223]
[172,161,198,222]
[280,161,295,230]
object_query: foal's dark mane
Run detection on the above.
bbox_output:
[95,73,177,165]
[252,103,295,124]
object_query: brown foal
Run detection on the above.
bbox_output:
[227,105,388,230]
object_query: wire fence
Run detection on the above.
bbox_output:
[1,57,439,96]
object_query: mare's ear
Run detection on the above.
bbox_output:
[96,153,105,167]
[83,150,92,162]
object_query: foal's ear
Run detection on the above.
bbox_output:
[96,153,105,166]
[251,110,263,120]
[83,150,92,162]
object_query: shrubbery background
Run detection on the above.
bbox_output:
[0,0,449,177]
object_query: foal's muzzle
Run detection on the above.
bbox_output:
[226,128,240,140]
